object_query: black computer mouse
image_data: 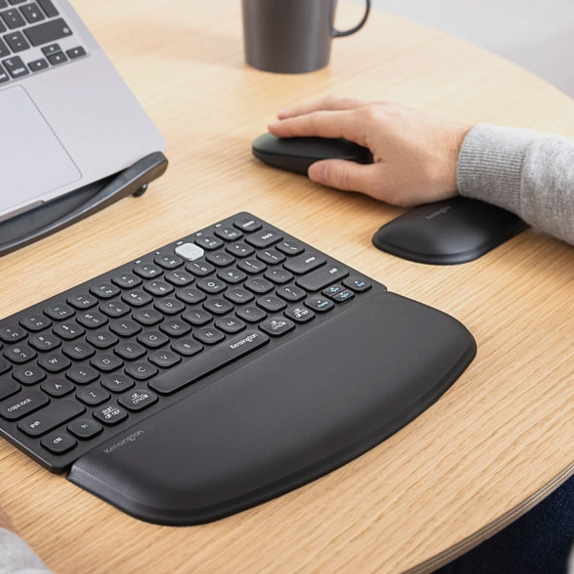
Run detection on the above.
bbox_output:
[372,197,529,265]
[252,133,373,175]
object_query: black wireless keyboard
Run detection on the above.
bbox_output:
[0,212,476,525]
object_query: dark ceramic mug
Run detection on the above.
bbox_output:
[242,0,371,74]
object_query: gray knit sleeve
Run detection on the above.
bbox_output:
[457,124,574,245]
[0,529,53,574]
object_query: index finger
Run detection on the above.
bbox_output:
[276,96,368,119]
[268,109,370,147]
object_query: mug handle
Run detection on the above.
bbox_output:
[332,0,371,38]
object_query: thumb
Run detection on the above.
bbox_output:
[308,159,376,194]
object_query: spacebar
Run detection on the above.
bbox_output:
[149,330,270,395]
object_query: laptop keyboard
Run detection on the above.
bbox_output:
[0,213,380,471]
[0,0,86,84]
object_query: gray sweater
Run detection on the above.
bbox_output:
[1,124,573,574]
[458,124,574,246]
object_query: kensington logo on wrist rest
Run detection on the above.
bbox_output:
[0,213,475,525]
[372,197,529,265]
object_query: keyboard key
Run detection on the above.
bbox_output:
[0,62,9,82]
[176,288,206,305]
[4,344,36,364]
[24,17,72,47]
[20,3,46,24]
[93,404,128,425]
[284,252,326,275]
[0,323,26,343]
[0,378,19,401]
[0,390,49,420]
[259,317,296,337]
[36,0,58,18]
[305,296,335,313]
[118,389,158,412]
[245,229,283,249]
[125,362,158,381]
[1,8,26,29]
[47,51,67,65]
[66,46,85,59]
[296,264,349,292]
[68,418,103,440]
[18,399,85,437]
[41,378,74,397]
[28,332,60,351]
[41,432,76,454]
[149,330,269,395]
[193,327,225,345]
[76,386,110,406]
[12,365,46,385]
[101,374,135,394]
[2,55,28,77]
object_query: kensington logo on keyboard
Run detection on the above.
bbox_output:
[103,430,145,454]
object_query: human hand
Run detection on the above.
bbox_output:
[268,96,471,207]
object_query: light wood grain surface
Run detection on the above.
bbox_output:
[2,1,574,573]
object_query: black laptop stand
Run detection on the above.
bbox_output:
[0,151,168,258]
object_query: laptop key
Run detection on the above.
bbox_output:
[0,62,9,82]
[36,0,58,18]
[0,8,26,29]
[24,17,72,47]
[2,55,28,78]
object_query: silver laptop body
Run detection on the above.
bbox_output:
[0,0,165,222]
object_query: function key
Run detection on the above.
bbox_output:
[44,303,75,320]
[0,324,26,343]
[111,273,142,289]
[52,321,84,340]
[194,235,223,251]
[214,226,243,241]
[67,293,98,310]
[90,282,121,299]
[233,216,261,233]
[68,418,103,440]
[244,229,283,249]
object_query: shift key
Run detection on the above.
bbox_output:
[18,400,85,437]
[24,18,73,47]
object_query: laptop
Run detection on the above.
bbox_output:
[0,0,165,223]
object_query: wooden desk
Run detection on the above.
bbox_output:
[2,1,574,572]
